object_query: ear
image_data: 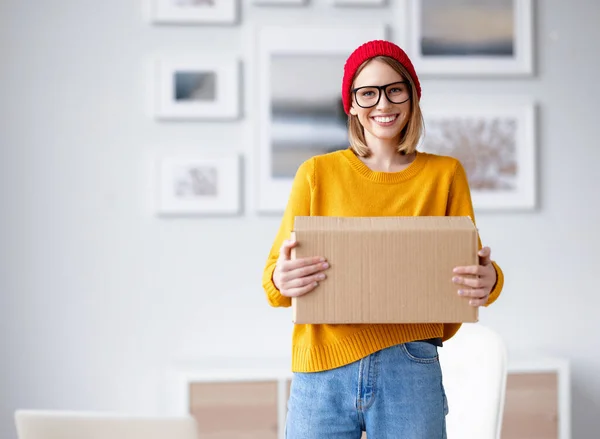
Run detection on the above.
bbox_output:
[349,105,358,116]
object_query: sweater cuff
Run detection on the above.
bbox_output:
[262,263,292,308]
[485,261,504,307]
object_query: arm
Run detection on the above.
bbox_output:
[262,158,315,308]
[446,160,504,307]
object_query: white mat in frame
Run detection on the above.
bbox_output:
[255,25,389,213]
[419,97,537,211]
[149,0,238,25]
[154,58,241,121]
[406,0,534,76]
[156,154,242,216]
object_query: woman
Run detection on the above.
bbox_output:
[262,40,504,439]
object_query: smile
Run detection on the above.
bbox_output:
[371,114,399,125]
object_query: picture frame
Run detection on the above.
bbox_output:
[419,97,537,211]
[407,0,534,76]
[332,0,387,6]
[156,155,242,216]
[252,0,307,5]
[256,25,388,213]
[150,0,238,25]
[154,58,241,120]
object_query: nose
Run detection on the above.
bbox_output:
[376,90,392,110]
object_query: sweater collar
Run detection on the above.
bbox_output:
[341,148,428,183]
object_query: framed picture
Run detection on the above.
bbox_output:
[408,0,533,76]
[419,98,537,210]
[256,25,387,213]
[150,0,238,25]
[332,0,386,6]
[156,155,241,216]
[154,58,240,120]
[253,0,307,5]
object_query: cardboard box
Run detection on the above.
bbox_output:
[291,216,479,324]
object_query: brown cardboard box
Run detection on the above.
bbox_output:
[291,216,479,324]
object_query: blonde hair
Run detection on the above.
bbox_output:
[347,56,424,157]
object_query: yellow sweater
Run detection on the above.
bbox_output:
[262,148,504,373]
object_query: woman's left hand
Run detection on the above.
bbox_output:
[452,246,497,307]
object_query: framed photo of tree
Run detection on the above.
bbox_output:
[419,98,537,210]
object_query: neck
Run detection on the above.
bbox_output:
[363,132,415,170]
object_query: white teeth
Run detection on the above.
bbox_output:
[373,115,397,123]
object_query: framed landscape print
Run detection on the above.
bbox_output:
[409,0,533,76]
[154,58,241,120]
[256,25,387,213]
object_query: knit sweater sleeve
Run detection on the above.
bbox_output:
[441,160,504,342]
[446,160,504,308]
[262,158,315,308]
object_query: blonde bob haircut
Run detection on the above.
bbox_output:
[347,56,424,157]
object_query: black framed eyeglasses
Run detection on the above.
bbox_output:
[352,81,411,109]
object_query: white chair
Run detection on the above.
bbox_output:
[438,323,508,439]
[15,410,200,439]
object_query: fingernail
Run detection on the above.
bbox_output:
[319,257,326,262]
[453,268,459,273]
[458,290,464,295]
[452,277,460,283]
[322,262,329,269]
[314,281,319,286]
[317,273,326,280]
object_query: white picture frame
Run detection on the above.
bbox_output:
[332,0,387,6]
[419,97,537,211]
[156,155,241,216]
[154,58,240,120]
[408,0,533,76]
[256,25,387,213]
[253,0,307,5]
[150,0,238,25]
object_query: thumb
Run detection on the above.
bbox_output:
[478,246,492,266]
[278,239,298,261]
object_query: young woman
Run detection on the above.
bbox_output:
[262,40,504,439]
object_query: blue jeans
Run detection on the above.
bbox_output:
[286,342,448,438]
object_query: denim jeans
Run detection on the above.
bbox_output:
[286,342,449,439]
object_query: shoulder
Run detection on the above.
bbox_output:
[311,148,350,164]
[297,149,349,175]
[419,151,463,176]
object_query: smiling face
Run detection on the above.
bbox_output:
[349,59,412,145]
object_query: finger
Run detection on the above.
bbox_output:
[278,239,298,262]
[478,246,492,266]
[280,256,326,272]
[452,265,485,276]
[452,275,485,289]
[283,260,329,281]
[286,271,327,289]
[457,288,488,298]
[282,281,320,298]
[468,297,489,307]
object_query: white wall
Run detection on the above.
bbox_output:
[1,1,599,438]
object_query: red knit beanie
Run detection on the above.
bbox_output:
[342,40,421,115]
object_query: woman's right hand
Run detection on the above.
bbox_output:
[273,238,329,297]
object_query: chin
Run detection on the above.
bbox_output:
[366,125,403,141]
